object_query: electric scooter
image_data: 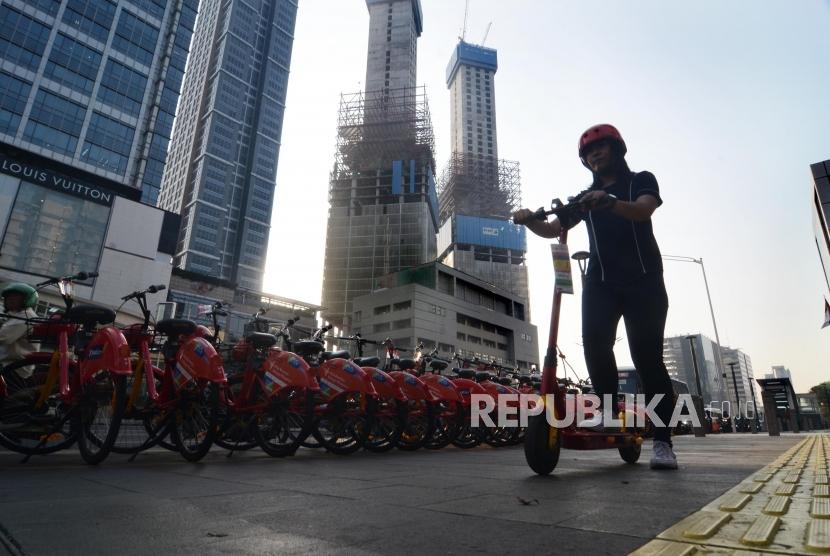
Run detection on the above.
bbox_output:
[518,198,645,475]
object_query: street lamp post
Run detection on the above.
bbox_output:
[664,255,735,433]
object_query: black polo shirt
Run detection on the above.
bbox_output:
[579,171,663,285]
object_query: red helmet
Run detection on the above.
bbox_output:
[578,124,627,167]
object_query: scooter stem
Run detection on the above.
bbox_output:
[541,228,568,398]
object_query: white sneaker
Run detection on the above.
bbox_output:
[650,440,678,470]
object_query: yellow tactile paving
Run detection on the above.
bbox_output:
[807,519,830,552]
[631,434,830,556]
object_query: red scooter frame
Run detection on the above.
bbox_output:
[522,199,644,475]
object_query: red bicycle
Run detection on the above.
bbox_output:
[0,271,130,464]
[217,309,317,457]
[112,293,226,462]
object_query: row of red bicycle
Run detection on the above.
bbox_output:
[0,272,543,464]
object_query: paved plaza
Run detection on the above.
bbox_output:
[0,434,811,555]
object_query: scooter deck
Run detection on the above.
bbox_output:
[561,430,643,450]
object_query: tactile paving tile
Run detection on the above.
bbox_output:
[631,434,830,556]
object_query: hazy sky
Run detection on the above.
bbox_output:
[263,0,830,392]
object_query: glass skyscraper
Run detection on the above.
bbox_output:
[0,0,197,205]
[158,0,298,291]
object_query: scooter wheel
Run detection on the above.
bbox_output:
[618,444,641,464]
[524,413,560,475]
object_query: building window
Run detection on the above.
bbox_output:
[43,34,103,96]
[393,300,411,311]
[97,59,148,117]
[374,305,391,316]
[0,181,110,278]
[0,72,32,135]
[373,322,391,333]
[430,304,446,316]
[392,319,411,330]
[23,89,87,156]
[62,0,117,43]
[354,310,362,322]
[79,112,135,174]
[111,10,159,66]
[0,6,52,71]
[456,332,466,342]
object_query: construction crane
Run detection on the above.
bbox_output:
[481,21,492,46]
[460,0,469,41]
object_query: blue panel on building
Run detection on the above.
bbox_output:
[392,160,402,195]
[446,41,498,86]
[409,159,416,193]
[454,215,526,251]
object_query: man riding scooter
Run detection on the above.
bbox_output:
[513,124,678,470]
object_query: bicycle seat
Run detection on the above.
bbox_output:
[292,340,325,357]
[245,332,277,349]
[475,371,493,383]
[353,356,380,367]
[65,304,116,326]
[497,377,513,386]
[397,358,416,370]
[456,369,476,380]
[155,318,197,337]
[320,350,350,361]
[429,358,448,371]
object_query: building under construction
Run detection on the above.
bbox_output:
[321,86,438,329]
[321,0,436,330]
[437,40,530,305]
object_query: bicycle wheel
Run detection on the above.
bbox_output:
[397,400,434,451]
[75,373,127,465]
[171,381,220,462]
[254,389,313,457]
[0,357,76,455]
[425,401,460,450]
[111,366,167,454]
[314,393,370,455]
[214,378,257,452]
[362,398,403,453]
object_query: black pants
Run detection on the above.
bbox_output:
[582,272,674,443]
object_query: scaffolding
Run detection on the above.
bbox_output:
[322,86,438,329]
[332,86,435,183]
[438,152,521,224]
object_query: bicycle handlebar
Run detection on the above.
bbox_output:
[121,284,166,301]
[512,197,590,225]
[36,271,99,288]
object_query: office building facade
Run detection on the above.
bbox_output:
[159,0,298,291]
[0,0,193,319]
[0,0,197,204]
